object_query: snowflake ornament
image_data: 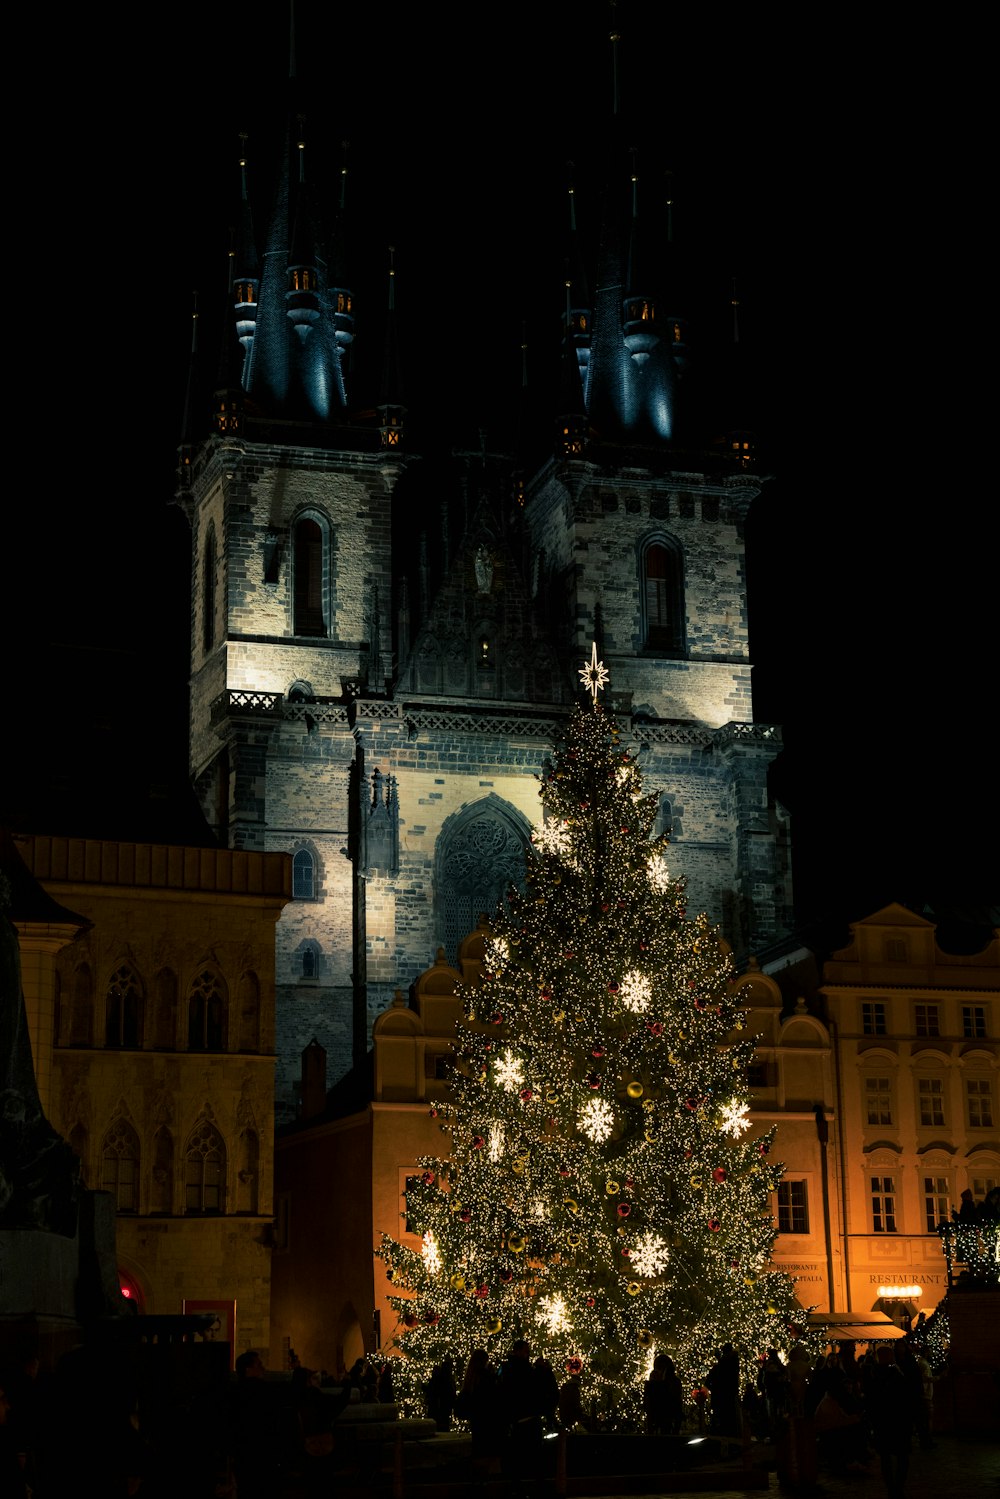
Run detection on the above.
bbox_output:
[487,1125,505,1162]
[532,819,575,860]
[493,1050,525,1092]
[647,853,671,893]
[579,1096,615,1143]
[619,970,652,1014]
[422,1232,441,1274]
[537,1293,571,1335]
[719,1100,752,1138]
[630,1232,670,1278]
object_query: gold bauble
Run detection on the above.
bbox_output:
[450,1199,463,1213]
[564,1198,579,1213]
[450,1273,466,1291]
[605,1180,619,1195]
[487,1317,502,1334]
[508,1235,526,1253]
[626,1081,644,1099]
[627,1282,641,1296]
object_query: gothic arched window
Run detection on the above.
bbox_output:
[185,1120,227,1214]
[188,969,227,1052]
[435,799,531,963]
[293,514,329,637]
[105,964,143,1049]
[101,1118,140,1213]
[70,964,93,1047]
[293,847,316,900]
[641,536,685,654]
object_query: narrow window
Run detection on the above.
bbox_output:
[915,1004,940,1037]
[871,1176,897,1233]
[643,540,683,653]
[185,1120,226,1213]
[293,848,315,900]
[918,1078,945,1127]
[862,1001,886,1036]
[236,1130,259,1213]
[101,1119,140,1213]
[188,970,226,1051]
[962,1006,987,1039]
[967,1080,994,1128]
[70,964,93,1047]
[924,1176,949,1232]
[293,517,326,636]
[153,969,177,1050]
[777,1180,808,1233]
[865,1077,893,1126]
[105,965,143,1049]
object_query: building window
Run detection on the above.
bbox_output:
[293,516,327,636]
[105,965,143,1049]
[971,1176,999,1200]
[70,964,93,1047]
[237,972,260,1051]
[185,1120,226,1213]
[871,1176,897,1233]
[747,1060,768,1090]
[777,1180,809,1234]
[924,1176,949,1232]
[962,1006,987,1039]
[641,537,684,654]
[293,847,315,899]
[884,938,907,963]
[917,1078,946,1127]
[188,969,227,1051]
[862,1001,887,1036]
[101,1119,140,1213]
[302,947,317,979]
[967,1081,994,1128]
[865,1077,894,1126]
[236,1130,259,1213]
[915,1004,940,1037]
[918,1078,946,1127]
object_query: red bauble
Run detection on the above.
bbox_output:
[758,1141,770,1156]
[402,1313,417,1328]
[491,1013,503,1025]
[566,1357,583,1375]
[472,1136,485,1150]
[588,1073,600,1089]
[712,1167,727,1184]
[474,1284,488,1298]
[685,1098,699,1111]
[648,1021,663,1036]
[607,982,619,994]
[500,1269,514,1283]
[519,1087,533,1102]
[592,1047,605,1058]
[617,1203,631,1218]
[460,1209,471,1223]
[422,1171,435,1185]
[558,1164,571,1176]
[424,1312,440,1325]
[708,1218,721,1232]
[586,1297,595,1308]
[541,988,552,1001]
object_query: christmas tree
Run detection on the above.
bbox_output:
[377,651,802,1428]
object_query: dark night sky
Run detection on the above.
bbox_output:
[6,5,997,949]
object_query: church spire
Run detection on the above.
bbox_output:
[377,245,405,451]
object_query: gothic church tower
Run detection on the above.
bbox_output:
[175,38,792,1120]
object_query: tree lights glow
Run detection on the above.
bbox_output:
[376,696,802,1427]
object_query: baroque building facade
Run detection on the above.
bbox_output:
[175,88,793,1123]
[15,833,291,1362]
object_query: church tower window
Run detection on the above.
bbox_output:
[293,848,316,899]
[203,526,217,653]
[641,537,684,654]
[293,515,328,637]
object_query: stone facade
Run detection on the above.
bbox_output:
[16,834,291,1363]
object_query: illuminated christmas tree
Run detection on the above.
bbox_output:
[377,651,802,1427]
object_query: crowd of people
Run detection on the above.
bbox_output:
[0,1325,945,1497]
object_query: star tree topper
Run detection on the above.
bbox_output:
[579,641,610,705]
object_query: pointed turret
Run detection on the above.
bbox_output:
[377,245,405,451]
[232,135,260,387]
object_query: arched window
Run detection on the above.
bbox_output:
[203,525,217,653]
[293,515,328,637]
[237,972,260,1051]
[293,847,316,900]
[105,964,143,1049]
[153,969,177,1050]
[185,1120,227,1214]
[641,536,684,654]
[435,798,531,963]
[101,1118,140,1213]
[188,969,227,1052]
[151,1127,174,1214]
[236,1130,259,1213]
